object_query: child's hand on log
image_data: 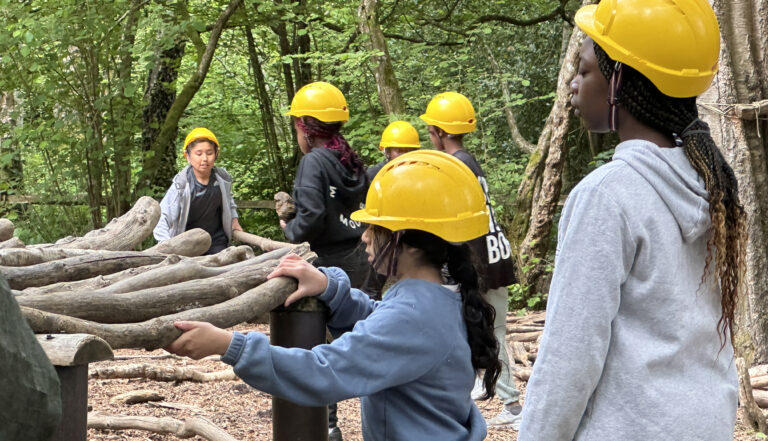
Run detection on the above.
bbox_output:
[164,321,233,360]
[268,254,329,307]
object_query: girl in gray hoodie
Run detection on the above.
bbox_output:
[519,1,746,440]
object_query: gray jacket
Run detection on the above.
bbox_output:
[518,140,737,441]
[153,165,238,242]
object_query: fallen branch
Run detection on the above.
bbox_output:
[146,228,211,257]
[0,218,13,242]
[508,330,542,342]
[35,196,160,250]
[92,363,237,382]
[0,237,24,249]
[0,248,96,267]
[510,341,531,367]
[513,367,532,382]
[0,250,167,289]
[233,230,292,252]
[88,412,239,441]
[110,390,164,405]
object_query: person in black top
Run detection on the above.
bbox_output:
[282,81,372,441]
[366,120,421,182]
[421,91,522,429]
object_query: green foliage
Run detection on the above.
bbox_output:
[508,254,553,312]
[0,0,571,248]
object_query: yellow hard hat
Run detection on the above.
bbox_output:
[284,81,349,122]
[419,92,477,134]
[351,150,489,242]
[379,121,420,151]
[575,0,720,98]
[184,127,219,153]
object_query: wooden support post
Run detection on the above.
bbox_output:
[36,333,114,441]
[270,297,328,441]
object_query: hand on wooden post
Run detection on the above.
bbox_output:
[268,254,328,307]
[164,321,233,360]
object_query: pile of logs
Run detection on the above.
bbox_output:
[4,196,313,351]
[506,311,544,382]
[2,197,316,441]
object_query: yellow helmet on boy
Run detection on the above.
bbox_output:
[379,121,420,151]
[285,81,349,122]
[351,150,489,242]
[419,92,476,134]
[184,127,219,153]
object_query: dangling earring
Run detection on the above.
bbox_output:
[607,61,623,132]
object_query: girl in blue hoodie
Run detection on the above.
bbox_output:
[165,150,502,441]
[519,1,746,440]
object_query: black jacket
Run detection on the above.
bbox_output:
[284,147,368,256]
[453,149,517,290]
[366,160,387,182]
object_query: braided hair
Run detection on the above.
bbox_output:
[369,226,502,399]
[593,42,747,346]
[296,116,365,176]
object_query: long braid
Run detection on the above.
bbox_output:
[371,226,502,399]
[594,43,747,346]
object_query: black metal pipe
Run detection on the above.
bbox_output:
[270,297,329,441]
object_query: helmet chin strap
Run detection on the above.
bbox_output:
[608,61,623,132]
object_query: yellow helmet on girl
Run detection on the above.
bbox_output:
[419,92,477,134]
[379,121,420,150]
[351,150,489,242]
[284,81,349,122]
[575,0,720,98]
[184,127,219,153]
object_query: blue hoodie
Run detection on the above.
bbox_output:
[221,267,486,441]
[518,140,738,441]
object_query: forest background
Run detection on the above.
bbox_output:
[1,1,767,361]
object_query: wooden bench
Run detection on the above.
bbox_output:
[36,333,114,441]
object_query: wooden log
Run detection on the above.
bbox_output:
[508,330,542,342]
[0,250,167,289]
[233,230,292,252]
[752,376,768,390]
[17,257,283,323]
[91,363,237,382]
[511,341,531,367]
[23,267,311,350]
[0,218,13,242]
[750,364,768,379]
[507,325,545,333]
[0,236,24,249]
[513,367,532,382]
[506,311,545,324]
[87,413,240,441]
[16,245,255,296]
[37,196,160,251]
[145,228,211,257]
[754,389,768,408]
[0,248,96,267]
[110,390,164,405]
[737,357,768,432]
[35,333,113,366]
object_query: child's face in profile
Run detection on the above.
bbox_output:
[185,141,217,175]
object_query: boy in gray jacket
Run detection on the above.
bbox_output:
[154,127,242,254]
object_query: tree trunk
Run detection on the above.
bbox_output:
[88,413,239,441]
[701,0,768,363]
[358,0,405,114]
[17,257,284,323]
[1,251,167,290]
[36,196,160,251]
[145,228,211,257]
[17,245,255,296]
[23,275,304,350]
[511,17,584,292]
[0,92,23,195]
[134,0,242,195]
[244,22,290,191]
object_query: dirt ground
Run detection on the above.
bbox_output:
[86,318,760,441]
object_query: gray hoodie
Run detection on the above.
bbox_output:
[518,140,737,441]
